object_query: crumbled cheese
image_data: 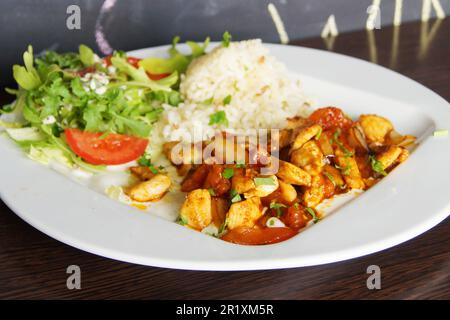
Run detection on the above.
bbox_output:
[43,115,56,125]
[95,86,107,95]
[107,66,117,74]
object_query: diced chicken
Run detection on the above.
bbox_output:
[275,129,293,150]
[129,166,156,181]
[286,116,309,130]
[335,148,365,190]
[181,164,209,192]
[226,197,262,230]
[363,177,379,188]
[290,124,322,151]
[176,164,193,177]
[347,123,369,152]
[322,164,345,187]
[317,132,334,156]
[180,189,212,230]
[397,148,409,163]
[290,140,324,175]
[358,114,393,144]
[128,174,171,202]
[231,169,256,194]
[302,175,325,207]
[387,130,416,148]
[376,145,403,170]
[276,160,311,186]
[278,180,297,203]
[244,175,279,198]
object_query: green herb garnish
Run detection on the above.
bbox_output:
[332,129,353,157]
[222,95,232,105]
[230,189,242,203]
[315,127,322,140]
[217,220,228,237]
[222,31,232,47]
[323,171,336,186]
[137,154,159,174]
[222,167,234,179]
[208,188,216,196]
[254,176,276,186]
[209,110,229,126]
[235,162,246,168]
[177,216,188,226]
[368,155,387,176]
[270,202,287,217]
[202,97,214,105]
[305,207,320,223]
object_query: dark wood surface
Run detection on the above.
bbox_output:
[0,20,449,300]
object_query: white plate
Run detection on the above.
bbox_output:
[1,44,449,271]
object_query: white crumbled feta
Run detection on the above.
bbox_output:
[42,115,56,125]
[95,86,107,95]
[89,79,97,90]
[108,66,117,74]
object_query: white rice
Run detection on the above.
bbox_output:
[150,39,311,155]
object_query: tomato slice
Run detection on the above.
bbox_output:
[309,106,352,130]
[64,128,148,165]
[282,204,308,230]
[147,72,171,80]
[221,227,297,245]
[103,55,170,80]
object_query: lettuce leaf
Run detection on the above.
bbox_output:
[139,36,210,75]
[13,46,42,90]
[79,44,95,67]
[111,56,175,92]
[6,127,45,141]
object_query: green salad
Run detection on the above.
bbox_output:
[0,37,210,171]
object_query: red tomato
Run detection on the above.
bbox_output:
[103,56,170,80]
[309,107,352,130]
[147,72,171,80]
[125,56,141,68]
[321,174,335,199]
[181,164,210,192]
[64,128,148,165]
[221,227,297,245]
[282,205,305,230]
[76,66,96,77]
[203,165,231,196]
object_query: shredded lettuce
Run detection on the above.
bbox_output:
[2,43,189,173]
[28,144,73,167]
[0,119,23,128]
[6,127,45,141]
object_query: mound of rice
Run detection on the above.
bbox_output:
[150,39,311,153]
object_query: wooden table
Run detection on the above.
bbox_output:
[0,20,449,299]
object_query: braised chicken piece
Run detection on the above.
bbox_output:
[173,107,415,245]
[128,174,171,202]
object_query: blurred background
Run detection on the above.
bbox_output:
[0,0,449,86]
